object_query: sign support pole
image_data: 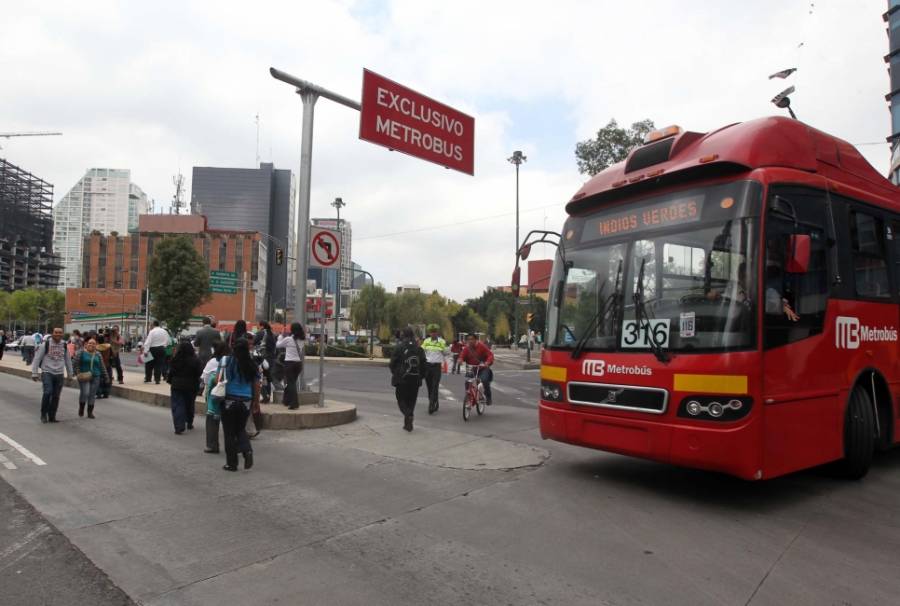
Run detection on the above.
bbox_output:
[318,284,326,407]
[294,90,317,391]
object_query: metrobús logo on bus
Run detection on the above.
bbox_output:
[582,359,653,377]
[835,316,898,350]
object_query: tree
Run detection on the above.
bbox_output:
[384,290,426,332]
[9,289,41,329]
[38,289,65,330]
[575,119,655,176]
[492,312,511,342]
[423,291,458,339]
[452,306,487,337]
[350,284,388,336]
[148,236,210,334]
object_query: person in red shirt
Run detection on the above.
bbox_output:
[449,337,464,374]
[457,333,494,404]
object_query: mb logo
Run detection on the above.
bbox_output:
[835,316,860,349]
[582,359,606,377]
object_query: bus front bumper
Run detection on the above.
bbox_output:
[539,402,763,480]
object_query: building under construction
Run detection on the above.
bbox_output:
[0,158,61,290]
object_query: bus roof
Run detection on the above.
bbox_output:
[567,116,900,214]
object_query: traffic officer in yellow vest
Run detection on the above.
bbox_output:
[422,324,450,414]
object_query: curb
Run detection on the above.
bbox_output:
[0,365,356,430]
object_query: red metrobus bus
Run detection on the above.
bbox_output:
[524,117,899,480]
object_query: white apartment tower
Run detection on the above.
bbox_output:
[311,217,353,289]
[53,168,149,289]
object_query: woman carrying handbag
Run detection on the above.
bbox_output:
[75,338,109,419]
[275,322,306,410]
[213,338,260,471]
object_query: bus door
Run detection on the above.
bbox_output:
[761,186,843,476]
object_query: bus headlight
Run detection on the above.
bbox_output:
[677,396,752,421]
[541,382,563,402]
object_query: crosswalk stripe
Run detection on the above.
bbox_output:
[0,432,46,466]
[0,452,17,470]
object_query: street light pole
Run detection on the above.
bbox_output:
[331,197,345,344]
[349,267,375,359]
[508,150,527,350]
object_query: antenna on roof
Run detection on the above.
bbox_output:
[172,173,185,215]
[771,86,798,120]
[255,113,260,166]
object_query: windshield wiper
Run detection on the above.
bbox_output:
[571,260,622,360]
[633,257,670,363]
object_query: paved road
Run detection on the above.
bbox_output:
[1,365,899,605]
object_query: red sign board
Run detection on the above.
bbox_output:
[359,69,475,176]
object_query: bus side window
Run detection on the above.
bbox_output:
[850,211,890,300]
[764,189,829,350]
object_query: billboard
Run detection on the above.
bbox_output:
[359,69,475,176]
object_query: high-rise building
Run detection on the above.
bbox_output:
[52,168,148,290]
[0,159,61,290]
[191,162,295,314]
[886,1,900,182]
[311,217,352,289]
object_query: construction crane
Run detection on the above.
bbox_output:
[0,131,62,150]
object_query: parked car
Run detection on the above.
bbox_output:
[4,338,21,351]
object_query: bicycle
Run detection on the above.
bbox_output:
[462,364,487,421]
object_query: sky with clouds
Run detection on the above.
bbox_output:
[0,0,892,302]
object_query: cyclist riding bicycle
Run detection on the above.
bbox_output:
[457,333,494,405]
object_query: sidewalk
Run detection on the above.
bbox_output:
[0,355,355,430]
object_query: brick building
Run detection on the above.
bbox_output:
[66,215,268,334]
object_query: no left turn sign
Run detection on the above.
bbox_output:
[310,227,341,269]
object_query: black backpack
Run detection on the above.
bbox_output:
[392,343,421,385]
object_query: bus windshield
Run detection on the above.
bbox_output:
[547,180,761,353]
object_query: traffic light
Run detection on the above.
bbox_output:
[275,247,284,265]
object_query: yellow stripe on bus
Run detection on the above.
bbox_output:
[673,374,748,395]
[541,365,567,382]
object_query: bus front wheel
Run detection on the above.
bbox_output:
[837,386,876,480]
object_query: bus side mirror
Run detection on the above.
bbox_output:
[511,266,521,298]
[786,234,811,274]
[519,244,532,261]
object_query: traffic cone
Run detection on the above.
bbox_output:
[442,360,449,374]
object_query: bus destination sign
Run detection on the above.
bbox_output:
[583,195,705,241]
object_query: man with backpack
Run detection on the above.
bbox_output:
[389,327,426,432]
[31,327,74,423]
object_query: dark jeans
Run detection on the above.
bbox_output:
[424,363,442,406]
[109,355,123,382]
[206,414,220,451]
[471,367,493,401]
[221,398,251,468]
[23,346,34,365]
[395,382,420,419]
[170,388,196,433]
[40,372,65,420]
[144,346,166,382]
[451,354,460,373]
[282,361,302,407]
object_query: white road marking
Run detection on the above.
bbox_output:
[491,381,525,397]
[439,387,456,402]
[0,452,16,470]
[0,432,46,466]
